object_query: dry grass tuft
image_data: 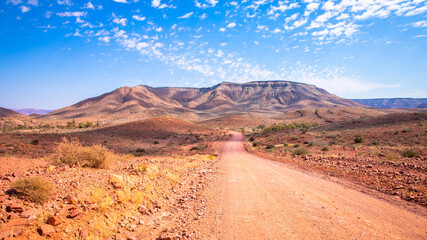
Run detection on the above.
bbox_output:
[13,177,53,203]
[57,138,117,168]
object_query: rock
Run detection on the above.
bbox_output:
[79,228,88,240]
[38,224,56,237]
[109,174,124,189]
[138,205,150,215]
[47,215,62,226]
[21,209,36,219]
[65,194,78,204]
[68,209,83,219]
[12,170,23,178]
[48,165,56,172]
[6,203,24,213]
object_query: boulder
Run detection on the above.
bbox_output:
[38,224,56,237]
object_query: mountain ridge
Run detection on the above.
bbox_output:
[352,98,427,109]
[41,81,365,121]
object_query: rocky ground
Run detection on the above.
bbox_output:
[245,112,427,209]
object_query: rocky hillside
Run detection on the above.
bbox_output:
[0,107,22,118]
[41,81,364,120]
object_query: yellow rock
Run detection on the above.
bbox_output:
[109,174,124,189]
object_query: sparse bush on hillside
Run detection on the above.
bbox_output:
[265,144,275,150]
[252,142,259,147]
[153,141,160,145]
[249,136,256,142]
[283,142,289,147]
[321,146,330,151]
[262,122,317,135]
[294,148,309,156]
[57,138,115,168]
[293,144,300,148]
[13,177,53,203]
[401,149,420,158]
[134,148,146,157]
[31,139,39,145]
[354,135,363,143]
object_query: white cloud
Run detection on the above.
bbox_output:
[412,20,427,28]
[200,13,207,19]
[178,12,194,19]
[132,15,146,21]
[219,27,226,32]
[156,27,163,32]
[285,63,400,94]
[227,22,236,28]
[6,0,22,5]
[20,5,31,13]
[113,17,127,26]
[195,0,218,8]
[28,0,38,6]
[151,0,174,9]
[113,0,128,3]
[57,12,86,17]
[84,2,95,9]
[99,36,110,43]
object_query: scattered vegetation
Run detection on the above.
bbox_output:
[321,146,330,151]
[13,177,53,203]
[262,122,317,135]
[354,135,363,143]
[401,149,420,158]
[265,144,275,150]
[57,138,116,168]
[293,148,309,156]
[30,139,39,145]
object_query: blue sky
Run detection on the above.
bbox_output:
[0,0,426,109]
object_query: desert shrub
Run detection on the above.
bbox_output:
[354,135,363,143]
[283,142,289,147]
[252,142,259,147]
[401,149,420,158]
[190,146,200,151]
[303,141,309,145]
[326,134,338,139]
[135,162,148,173]
[293,144,300,148]
[321,146,330,151]
[13,177,53,203]
[371,141,379,146]
[134,148,146,156]
[57,139,115,168]
[31,139,39,145]
[291,137,298,141]
[265,144,275,150]
[294,148,309,156]
[153,141,159,145]
[249,136,256,142]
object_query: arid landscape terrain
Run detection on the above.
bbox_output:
[0,81,426,239]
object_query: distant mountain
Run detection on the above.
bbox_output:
[416,103,427,108]
[0,107,22,117]
[41,81,364,121]
[13,108,52,116]
[352,98,427,109]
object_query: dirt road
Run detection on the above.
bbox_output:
[196,132,427,239]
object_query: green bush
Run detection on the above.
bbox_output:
[321,146,329,151]
[252,142,259,147]
[401,149,419,158]
[283,142,289,147]
[13,177,53,203]
[153,141,160,144]
[293,144,300,148]
[30,139,39,145]
[294,148,309,156]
